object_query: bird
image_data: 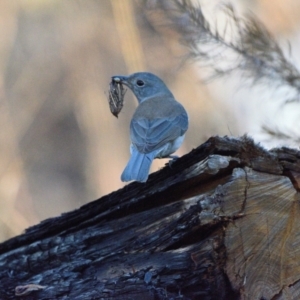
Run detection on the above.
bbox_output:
[112,72,188,182]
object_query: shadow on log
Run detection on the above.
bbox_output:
[1,136,300,300]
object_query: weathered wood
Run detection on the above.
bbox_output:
[1,136,300,300]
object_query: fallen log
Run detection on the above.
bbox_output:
[1,136,300,300]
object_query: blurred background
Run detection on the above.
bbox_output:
[1,0,300,242]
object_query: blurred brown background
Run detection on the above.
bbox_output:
[1,0,300,242]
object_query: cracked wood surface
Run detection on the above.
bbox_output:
[0,136,300,300]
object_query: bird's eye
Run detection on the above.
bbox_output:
[136,80,145,87]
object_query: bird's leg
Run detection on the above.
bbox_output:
[166,155,179,168]
[157,155,179,168]
[168,155,179,160]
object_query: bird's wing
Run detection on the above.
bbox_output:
[130,113,188,153]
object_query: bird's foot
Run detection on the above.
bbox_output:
[168,155,179,168]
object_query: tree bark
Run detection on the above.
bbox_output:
[1,136,300,300]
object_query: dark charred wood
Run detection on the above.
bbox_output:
[1,136,300,300]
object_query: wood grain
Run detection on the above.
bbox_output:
[0,136,299,299]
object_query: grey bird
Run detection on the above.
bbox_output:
[112,72,188,182]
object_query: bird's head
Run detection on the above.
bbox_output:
[111,72,173,103]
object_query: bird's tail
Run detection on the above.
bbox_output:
[121,149,156,182]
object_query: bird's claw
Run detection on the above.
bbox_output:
[168,155,179,168]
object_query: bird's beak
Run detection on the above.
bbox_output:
[111,75,129,86]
